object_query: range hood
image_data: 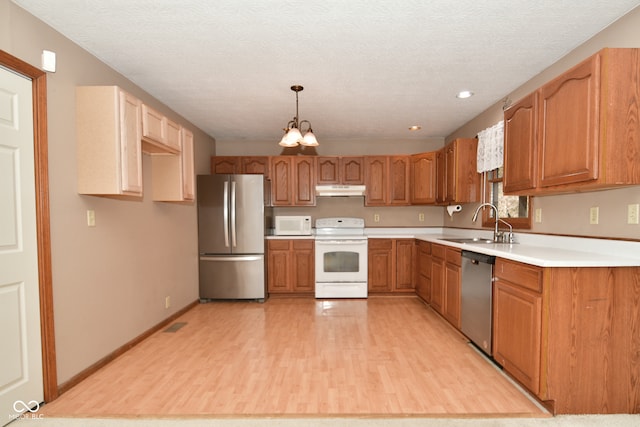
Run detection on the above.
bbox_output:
[315,185,366,197]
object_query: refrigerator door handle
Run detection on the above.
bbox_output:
[223,180,230,247]
[230,180,237,247]
[200,255,263,262]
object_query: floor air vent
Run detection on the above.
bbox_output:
[163,322,187,333]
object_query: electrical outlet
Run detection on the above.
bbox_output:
[589,207,599,225]
[86,210,96,227]
[165,296,171,309]
[534,208,542,224]
[418,213,425,222]
[374,213,380,223]
[628,204,640,224]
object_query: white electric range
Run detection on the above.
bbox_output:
[314,217,368,298]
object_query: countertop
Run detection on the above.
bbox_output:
[267,228,640,267]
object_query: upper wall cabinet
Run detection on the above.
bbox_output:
[141,104,180,154]
[77,86,143,197]
[316,156,364,185]
[211,156,271,178]
[151,127,195,202]
[504,48,640,195]
[435,138,479,204]
[270,156,316,206]
[364,155,411,206]
[410,152,436,204]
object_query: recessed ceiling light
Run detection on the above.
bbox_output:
[456,90,474,99]
[409,125,422,131]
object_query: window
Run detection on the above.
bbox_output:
[482,167,532,229]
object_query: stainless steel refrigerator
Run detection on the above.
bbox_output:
[197,174,266,300]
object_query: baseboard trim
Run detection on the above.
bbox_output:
[56,299,199,397]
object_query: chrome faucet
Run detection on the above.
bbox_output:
[472,203,514,243]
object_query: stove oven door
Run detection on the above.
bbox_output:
[314,239,368,285]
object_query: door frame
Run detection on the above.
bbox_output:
[0,50,58,402]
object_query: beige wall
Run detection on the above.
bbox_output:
[2,0,215,384]
[446,6,640,240]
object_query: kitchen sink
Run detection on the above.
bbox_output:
[439,237,514,244]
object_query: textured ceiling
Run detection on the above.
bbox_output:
[12,0,640,142]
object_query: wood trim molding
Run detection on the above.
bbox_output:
[0,50,58,401]
[58,300,199,395]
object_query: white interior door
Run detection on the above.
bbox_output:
[0,66,44,423]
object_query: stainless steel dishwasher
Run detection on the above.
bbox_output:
[460,250,496,356]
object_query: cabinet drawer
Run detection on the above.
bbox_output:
[368,238,393,250]
[432,244,446,259]
[417,240,431,254]
[268,240,291,250]
[293,239,314,250]
[495,258,542,293]
[445,248,461,266]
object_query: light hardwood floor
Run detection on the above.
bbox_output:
[41,297,547,417]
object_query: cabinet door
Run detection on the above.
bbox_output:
[293,157,315,206]
[364,156,388,206]
[435,148,446,204]
[181,128,195,200]
[166,119,182,153]
[212,156,241,174]
[267,241,292,293]
[444,143,456,203]
[292,240,314,292]
[410,152,436,204]
[493,280,542,395]
[504,92,538,193]
[388,156,411,205]
[539,54,599,188]
[341,156,365,184]
[415,242,431,302]
[443,262,461,328]
[119,91,143,194]
[270,157,293,206]
[316,156,340,184]
[394,239,415,291]
[430,256,445,314]
[368,239,393,293]
[241,156,271,178]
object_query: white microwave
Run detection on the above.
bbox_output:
[274,215,312,236]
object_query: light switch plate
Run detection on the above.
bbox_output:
[534,208,542,223]
[628,204,640,224]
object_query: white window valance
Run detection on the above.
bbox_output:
[476,120,504,173]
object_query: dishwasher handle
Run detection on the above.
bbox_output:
[461,250,496,265]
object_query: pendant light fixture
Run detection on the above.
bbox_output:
[278,85,319,147]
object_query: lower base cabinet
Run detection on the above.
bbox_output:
[493,258,640,414]
[367,238,415,294]
[267,239,314,294]
[429,244,461,328]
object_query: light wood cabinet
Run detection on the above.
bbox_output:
[493,261,542,395]
[368,238,415,294]
[364,156,388,205]
[151,127,195,202]
[410,152,436,204]
[316,156,364,185]
[415,241,432,303]
[429,244,461,327]
[388,156,411,205]
[77,86,143,197]
[211,156,271,178]
[492,258,640,414]
[211,156,241,174]
[443,248,461,328]
[141,104,181,154]
[504,48,640,195]
[241,156,271,178]
[367,239,394,293]
[267,239,314,294]
[440,138,479,204]
[270,156,315,206]
[364,155,410,206]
